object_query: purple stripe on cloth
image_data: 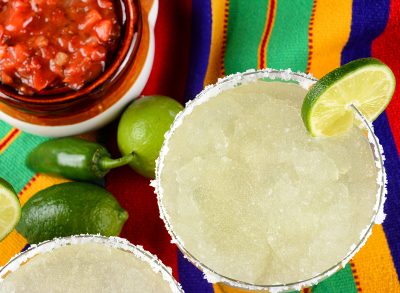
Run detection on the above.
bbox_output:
[20,244,30,252]
[340,0,400,279]
[374,114,400,278]
[341,0,390,64]
[177,250,214,293]
[179,1,215,289]
[183,0,212,102]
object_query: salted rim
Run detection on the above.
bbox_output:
[153,69,387,292]
[0,234,183,293]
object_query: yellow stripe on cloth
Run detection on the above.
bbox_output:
[213,281,309,292]
[0,173,69,266]
[213,283,258,293]
[351,225,400,292]
[213,283,309,292]
[204,0,229,85]
[0,230,28,267]
[306,0,352,78]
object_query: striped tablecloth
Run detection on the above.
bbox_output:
[1,0,399,292]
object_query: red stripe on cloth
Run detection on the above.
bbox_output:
[105,166,180,279]
[371,0,400,154]
[350,261,362,292]
[0,128,20,152]
[306,0,317,73]
[258,0,276,69]
[141,0,192,104]
[18,174,39,197]
[105,0,193,280]
[220,0,230,76]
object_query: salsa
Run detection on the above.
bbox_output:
[0,0,121,95]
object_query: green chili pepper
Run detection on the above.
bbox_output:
[26,137,134,181]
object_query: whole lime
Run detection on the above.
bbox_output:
[117,95,183,178]
[16,182,128,244]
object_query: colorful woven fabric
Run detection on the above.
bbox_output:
[1,0,400,292]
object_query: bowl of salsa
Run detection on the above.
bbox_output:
[0,0,158,136]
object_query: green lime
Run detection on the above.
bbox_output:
[117,95,183,178]
[0,177,20,241]
[16,182,128,244]
[302,58,396,137]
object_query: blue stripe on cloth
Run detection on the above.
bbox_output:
[21,244,30,253]
[374,114,400,277]
[341,0,390,64]
[179,1,214,288]
[183,0,212,102]
[177,250,214,293]
[340,0,400,279]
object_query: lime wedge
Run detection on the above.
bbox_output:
[0,177,21,241]
[302,58,396,137]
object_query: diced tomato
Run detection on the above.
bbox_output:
[30,0,45,8]
[5,12,25,32]
[29,56,43,70]
[0,0,121,94]
[11,1,30,12]
[54,52,68,66]
[81,45,106,61]
[97,0,113,9]
[63,64,85,89]
[0,25,4,41]
[9,44,29,64]
[57,36,70,51]
[31,69,53,91]
[85,36,100,46]
[1,72,13,85]
[34,36,49,48]
[39,45,56,59]
[67,36,81,53]
[79,10,102,30]
[95,20,112,42]
[85,62,103,81]
[0,45,7,59]
[49,9,66,27]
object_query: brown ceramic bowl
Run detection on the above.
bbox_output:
[0,0,140,115]
[0,0,158,136]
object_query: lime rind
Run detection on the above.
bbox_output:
[301,58,396,137]
[0,178,21,241]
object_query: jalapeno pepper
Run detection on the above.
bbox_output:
[26,137,134,181]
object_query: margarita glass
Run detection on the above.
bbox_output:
[155,69,386,292]
[0,235,183,293]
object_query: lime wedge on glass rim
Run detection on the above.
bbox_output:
[0,177,21,241]
[301,58,396,137]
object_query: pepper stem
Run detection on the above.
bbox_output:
[98,153,135,171]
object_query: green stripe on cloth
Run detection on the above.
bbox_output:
[224,0,269,74]
[263,2,358,289]
[0,131,48,192]
[266,0,313,72]
[0,120,12,139]
[312,263,358,292]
